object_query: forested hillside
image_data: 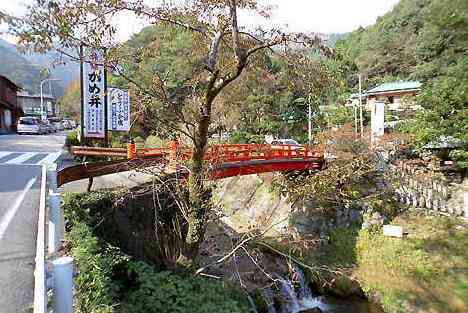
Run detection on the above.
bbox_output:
[338,0,467,84]
[0,38,42,90]
[109,24,338,143]
[24,48,79,96]
[337,0,467,151]
[0,38,79,96]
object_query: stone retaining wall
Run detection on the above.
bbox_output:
[388,161,467,217]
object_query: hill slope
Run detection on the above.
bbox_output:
[0,39,42,91]
[337,0,467,150]
[337,0,467,85]
[0,38,79,97]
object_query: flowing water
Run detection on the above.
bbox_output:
[261,267,383,313]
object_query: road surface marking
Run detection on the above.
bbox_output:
[0,151,61,165]
[0,176,38,240]
[38,152,61,165]
[5,152,37,164]
[0,151,13,160]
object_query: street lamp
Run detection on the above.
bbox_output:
[293,96,314,146]
[40,78,60,120]
[307,94,313,146]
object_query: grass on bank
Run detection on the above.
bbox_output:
[262,211,468,313]
[319,212,468,313]
[62,191,250,313]
[355,211,468,313]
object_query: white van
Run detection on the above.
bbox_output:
[17,117,45,135]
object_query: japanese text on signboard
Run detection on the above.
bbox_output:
[83,53,105,138]
[108,88,130,131]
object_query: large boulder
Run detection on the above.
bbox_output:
[297,308,323,313]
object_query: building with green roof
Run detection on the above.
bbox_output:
[365,81,422,111]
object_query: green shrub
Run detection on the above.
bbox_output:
[120,262,249,313]
[450,149,468,170]
[68,222,127,313]
[62,191,116,229]
[230,131,264,144]
[133,136,145,149]
[65,129,80,147]
[63,190,250,313]
[145,135,167,148]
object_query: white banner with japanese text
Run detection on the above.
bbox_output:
[108,88,130,131]
[83,52,106,138]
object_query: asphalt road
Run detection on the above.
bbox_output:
[0,132,66,312]
[0,132,66,153]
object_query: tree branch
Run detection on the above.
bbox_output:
[205,30,224,72]
[227,0,244,63]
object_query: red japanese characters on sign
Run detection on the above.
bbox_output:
[83,52,106,138]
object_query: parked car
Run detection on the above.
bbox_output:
[17,117,46,135]
[43,120,57,133]
[270,138,302,150]
[62,119,73,130]
[271,139,300,146]
[62,118,76,129]
[52,121,65,131]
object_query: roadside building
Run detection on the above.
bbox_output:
[17,91,58,118]
[0,75,21,134]
[365,81,422,111]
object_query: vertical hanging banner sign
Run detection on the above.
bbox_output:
[83,50,106,138]
[108,88,130,131]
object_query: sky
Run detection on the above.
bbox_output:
[0,0,400,44]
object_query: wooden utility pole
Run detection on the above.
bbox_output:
[103,49,109,147]
[79,45,85,145]
[359,74,363,137]
[354,104,358,134]
[308,94,312,146]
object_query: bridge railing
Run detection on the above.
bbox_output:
[71,143,323,164]
[205,144,322,164]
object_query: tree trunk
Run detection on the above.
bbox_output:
[177,97,213,269]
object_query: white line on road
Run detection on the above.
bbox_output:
[5,152,37,164]
[0,176,38,240]
[0,151,12,159]
[38,152,61,165]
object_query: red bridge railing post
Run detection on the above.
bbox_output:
[127,139,137,159]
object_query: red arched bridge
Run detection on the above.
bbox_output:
[57,143,324,187]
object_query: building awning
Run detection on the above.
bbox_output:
[0,75,21,91]
[366,81,421,96]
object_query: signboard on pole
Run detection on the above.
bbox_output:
[82,51,106,138]
[107,88,130,131]
[371,101,385,143]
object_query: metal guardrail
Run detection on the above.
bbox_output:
[34,162,73,313]
[34,165,47,313]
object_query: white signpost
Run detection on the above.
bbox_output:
[371,101,385,143]
[108,88,130,132]
[82,52,106,138]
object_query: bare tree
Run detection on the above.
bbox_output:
[5,0,329,268]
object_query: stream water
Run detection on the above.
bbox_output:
[260,267,383,313]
